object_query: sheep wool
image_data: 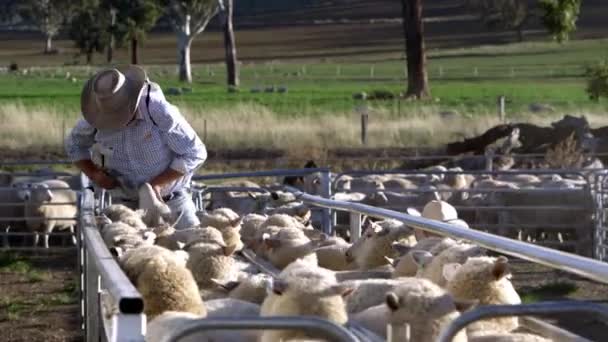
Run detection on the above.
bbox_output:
[103,204,148,231]
[198,208,244,251]
[185,227,236,288]
[260,261,353,342]
[135,253,205,320]
[417,241,485,287]
[444,256,521,333]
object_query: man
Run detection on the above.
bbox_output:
[65,65,206,229]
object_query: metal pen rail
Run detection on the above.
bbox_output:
[438,301,608,342]
[165,317,361,342]
[286,186,608,284]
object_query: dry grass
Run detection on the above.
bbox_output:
[544,133,586,169]
[2,102,608,154]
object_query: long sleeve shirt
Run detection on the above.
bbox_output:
[65,82,207,198]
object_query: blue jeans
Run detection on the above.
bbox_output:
[165,190,200,230]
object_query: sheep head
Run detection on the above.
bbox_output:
[138,183,172,226]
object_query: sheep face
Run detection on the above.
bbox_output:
[346,220,414,270]
[444,256,521,333]
[384,278,467,342]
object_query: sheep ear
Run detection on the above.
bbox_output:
[412,250,433,268]
[211,278,240,292]
[223,244,237,256]
[270,192,280,200]
[319,284,354,298]
[230,217,242,227]
[454,299,479,312]
[391,242,411,256]
[384,256,397,267]
[271,279,288,295]
[176,241,186,250]
[492,256,510,280]
[386,292,400,311]
[442,263,461,283]
[376,226,390,237]
[110,247,123,258]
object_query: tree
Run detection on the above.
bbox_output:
[400,0,430,99]
[465,0,531,42]
[539,0,581,42]
[69,4,110,64]
[18,0,76,53]
[221,0,239,87]
[105,0,162,65]
[163,0,223,83]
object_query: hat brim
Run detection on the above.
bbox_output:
[81,65,147,130]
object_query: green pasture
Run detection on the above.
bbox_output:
[1,38,607,116]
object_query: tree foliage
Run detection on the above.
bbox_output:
[68,3,110,64]
[104,0,162,46]
[539,0,581,42]
[465,0,530,36]
[585,59,608,101]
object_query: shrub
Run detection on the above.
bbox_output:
[585,59,608,101]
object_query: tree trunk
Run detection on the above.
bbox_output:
[516,27,524,42]
[44,34,53,54]
[107,37,114,63]
[178,33,193,83]
[86,50,93,64]
[131,37,138,65]
[223,0,239,87]
[401,0,430,99]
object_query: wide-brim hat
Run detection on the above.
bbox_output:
[407,200,469,229]
[81,65,147,130]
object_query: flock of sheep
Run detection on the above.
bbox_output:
[0,167,590,341]
[92,172,558,342]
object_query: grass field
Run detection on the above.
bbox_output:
[2,32,608,152]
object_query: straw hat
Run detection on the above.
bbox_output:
[407,200,469,239]
[80,65,147,130]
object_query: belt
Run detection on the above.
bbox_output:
[162,191,184,202]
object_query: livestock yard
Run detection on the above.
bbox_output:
[3,0,608,341]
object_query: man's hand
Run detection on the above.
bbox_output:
[150,168,185,201]
[74,159,118,190]
[91,169,118,190]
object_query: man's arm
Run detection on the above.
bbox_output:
[148,99,207,195]
[65,119,117,189]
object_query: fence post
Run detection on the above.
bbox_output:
[388,323,410,342]
[439,66,444,78]
[361,112,369,145]
[336,65,341,77]
[350,212,362,241]
[498,95,506,122]
[370,65,375,78]
[473,67,478,77]
[319,170,332,235]
[485,149,494,171]
[204,119,208,142]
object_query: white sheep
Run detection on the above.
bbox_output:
[316,239,357,271]
[212,273,272,304]
[416,241,486,287]
[262,226,325,269]
[197,207,244,251]
[352,277,469,342]
[388,237,456,278]
[240,213,267,247]
[444,256,521,333]
[263,202,311,224]
[468,332,551,342]
[103,204,148,230]
[185,227,237,288]
[260,260,353,342]
[138,183,173,227]
[18,179,77,248]
[341,278,406,314]
[118,245,204,320]
[345,219,416,270]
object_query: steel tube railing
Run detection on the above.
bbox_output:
[166,317,360,342]
[287,187,608,284]
[438,301,608,342]
[193,168,330,181]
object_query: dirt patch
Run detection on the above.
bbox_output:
[0,250,82,342]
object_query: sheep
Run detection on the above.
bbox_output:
[263,202,311,224]
[206,298,261,317]
[103,204,148,230]
[117,245,189,279]
[388,237,456,278]
[262,226,324,269]
[443,256,521,333]
[138,183,173,227]
[260,213,309,230]
[118,246,204,320]
[345,219,416,270]
[260,260,353,342]
[352,277,469,342]
[212,273,273,304]
[153,225,204,250]
[316,240,357,271]
[185,227,237,288]
[18,179,77,248]
[416,241,486,287]
[101,222,156,250]
[240,213,267,246]
[341,278,406,314]
[197,208,244,251]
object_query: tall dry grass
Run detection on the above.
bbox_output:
[2,102,608,155]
